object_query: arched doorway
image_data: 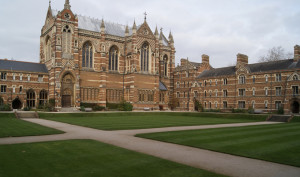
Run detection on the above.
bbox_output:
[61,73,75,107]
[12,97,22,109]
[291,101,299,114]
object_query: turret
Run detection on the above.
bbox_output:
[64,0,71,10]
[100,19,105,34]
[132,20,137,34]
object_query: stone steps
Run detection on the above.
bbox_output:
[267,115,292,122]
[15,111,39,119]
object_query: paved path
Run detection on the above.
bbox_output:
[1,119,299,177]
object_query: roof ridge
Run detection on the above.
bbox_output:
[0,59,43,65]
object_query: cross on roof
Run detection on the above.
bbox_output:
[144,12,147,21]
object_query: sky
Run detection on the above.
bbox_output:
[0,0,299,68]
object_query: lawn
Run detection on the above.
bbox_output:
[137,123,300,167]
[0,140,225,177]
[0,113,63,138]
[39,112,267,130]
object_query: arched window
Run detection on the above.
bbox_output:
[27,89,35,108]
[163,55,168,77]
[62,25,72,54]
[46,36,51,61]
[82,42,93,68]
[141,43,149,72]
[109,46,118,71]
[39,90,48,106]
[293,75,299,81]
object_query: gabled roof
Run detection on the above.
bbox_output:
[197,66,236,79]
[197,59,300,79]
[0,60,48,73]
[248,59,299,73]
[159,81,168,91]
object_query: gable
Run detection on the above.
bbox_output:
[137,22,155,40]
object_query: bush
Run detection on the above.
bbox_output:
[23,107,31,111]
[80,106,85,112]
[194,99,204,112]
[204,109,220,113]
[248,107,255,114]
[49,98,55,107]
[232,108,247,113]
[106,102,119,110]
[118,100,133,111]
[0,96,4,106]
[277,106,284,114]
[92,105,105,111]
[0,104,11,111]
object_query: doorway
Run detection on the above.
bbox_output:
[12,98,22,109]
[292,101,299,114]
[62,95,71,107]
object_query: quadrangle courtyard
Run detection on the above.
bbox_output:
[0,112,300,177]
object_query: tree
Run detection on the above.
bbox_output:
[259,46,292,62]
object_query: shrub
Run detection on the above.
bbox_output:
[118,100,133,111]
[106,102,119,110]
[248,106,255,114]
[49,98,55,107]
[232,108,247,113]
[194,99,204,112]
[277,106,284,114]
[0,96,3,106]
[23,107,31,111]
[92,105,105,111]
[0,104,11,111]
[80,106,85,112]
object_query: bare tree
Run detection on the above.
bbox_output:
[259,46,291,62]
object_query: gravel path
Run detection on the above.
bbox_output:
[0,119,299,177]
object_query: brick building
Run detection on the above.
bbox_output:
[0,0,175,110]
[174,45,300,114]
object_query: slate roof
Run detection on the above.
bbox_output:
[77,15,134,37]
[0,60,48,73]
[197,59,300,79]
[197,66,236,79]
[159,81,168,91]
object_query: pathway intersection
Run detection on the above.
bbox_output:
[0,119,299,177]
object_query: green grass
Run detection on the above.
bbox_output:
[137,123,300,167]
[0,140,225,177]
[0,116,63,138]
[39,112,267,130]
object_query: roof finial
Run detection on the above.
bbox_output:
[144,11,147,22]
[64,0,71,10]
[49,0,51,6]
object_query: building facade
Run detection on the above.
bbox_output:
[174,45,300,114]
[0,0,175,110]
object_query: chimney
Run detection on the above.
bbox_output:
[202,54,209,65]
[180,58,188,66]
[236,53,248,67]
[294,45,300,62]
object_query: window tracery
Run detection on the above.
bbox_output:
[109,46,118,71]
[82,42,93,68]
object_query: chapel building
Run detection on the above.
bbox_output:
[0,0,175,110]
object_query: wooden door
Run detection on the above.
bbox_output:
[62,95,71,107]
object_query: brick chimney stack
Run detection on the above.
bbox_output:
[180,58,188,66]
[202,54,209,65]
[236,53,248,67]
[294,45,300,62]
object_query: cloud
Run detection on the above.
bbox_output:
[0,0,299,68]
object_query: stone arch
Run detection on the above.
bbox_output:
[290,99,300,114]
[12,97,22,109]
[61,72,75,107]
[108,45,119,71]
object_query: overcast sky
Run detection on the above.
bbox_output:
[0,0,299,68]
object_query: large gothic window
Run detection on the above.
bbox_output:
[39,90,48,106]
[82,42,93,68]
[109,46,118,71]
[46,36,51,61]
[163,55,168,77]
[27,89,35,108]
[141,43,149,72]
[62,25,72,54]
